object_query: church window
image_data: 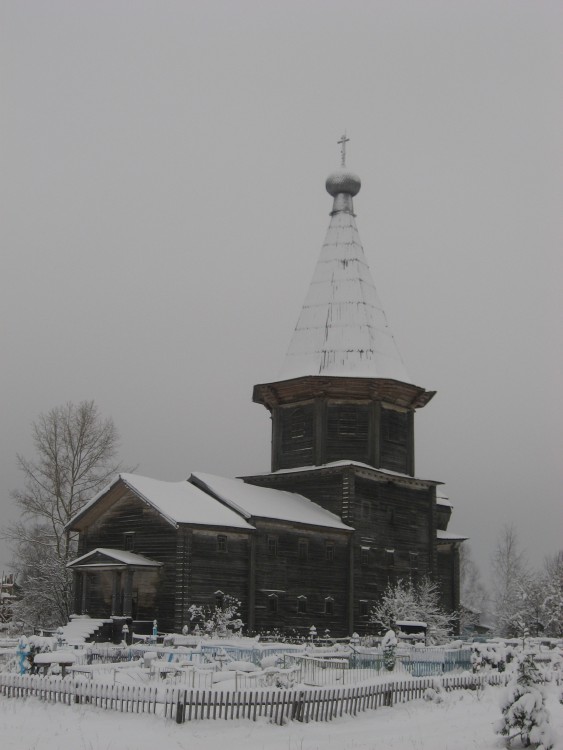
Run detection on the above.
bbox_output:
[297,595,307,614]
[268,595,279,615]
[124,532,135,552]
[298,538,308,561]
[359,600,369,618]
[324,597,334,616]
[268,536,278,556]
[360,547,370,566]
[385,549,395,568]
[215,590,224,608]
[336,406,359,436]
[383,409,408,444]
[217,534,228,553]
[289,408,307,440]
[325,541,335,562]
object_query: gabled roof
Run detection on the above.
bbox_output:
[190,472,351,531]
[66,473,255,531]
[67,471,352,534]
[280,163,411,383]
[67,548,163,569]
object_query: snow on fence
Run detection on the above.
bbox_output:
[0,671,509,725]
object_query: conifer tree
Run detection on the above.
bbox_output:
[496,653,554,749]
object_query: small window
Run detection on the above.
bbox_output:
[297,596,307,614]
[215,591,224,608]
[337,407,359,437]
[289,408,306,440]
[298,538,308,561]
[360,547,370,566]
[359,600,369,618]
[386,549,395,568]
[268,536,278,556]
[324,597,334,616]
[217,534,228,553]
[124,532,135,552]
[268,595,278,615]
[325,541,335,562]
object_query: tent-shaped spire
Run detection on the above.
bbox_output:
[280,139,410,384]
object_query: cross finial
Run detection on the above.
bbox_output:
[337,133,350,166]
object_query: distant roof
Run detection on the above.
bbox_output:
[279,165,411,383]
[191,472,351,531]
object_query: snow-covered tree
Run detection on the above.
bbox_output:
[540,551,563,637]
[496,653,554,749]
[491,525,534,638]
[459,542,489,632]
[369,577,457,644]
[188,595,243,637]
[4,401,126,627]
[381,629,397,671]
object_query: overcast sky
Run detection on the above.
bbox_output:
[1,0,562,580]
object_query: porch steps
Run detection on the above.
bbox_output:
[60,615,113,645]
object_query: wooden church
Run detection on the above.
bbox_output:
[67,140,465,638]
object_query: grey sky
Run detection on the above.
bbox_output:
[1,0,562,579]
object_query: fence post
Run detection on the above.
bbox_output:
[176,690,187,723]
[291,690,305,722]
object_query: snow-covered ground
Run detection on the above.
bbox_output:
[1,683,562,750]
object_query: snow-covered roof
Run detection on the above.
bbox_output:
[67,473,255,531]
[279,172,411,383]
[436,488,452,507]
[120,473,255,529]
[67,548,163,569]
[191,472,351,531]
[248,460,442,486]
[436,530,468,542]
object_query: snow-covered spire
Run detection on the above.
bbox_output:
[280,139,411,383]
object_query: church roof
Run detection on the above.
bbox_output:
[67,473,255,531]
[67,471,351,533]
[280,141,410,383]
[190,472,351,531]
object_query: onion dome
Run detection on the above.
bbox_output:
[325,167,361,197]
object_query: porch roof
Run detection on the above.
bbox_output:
[67,547,163,571]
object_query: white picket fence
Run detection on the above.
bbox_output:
[0,671,509,725]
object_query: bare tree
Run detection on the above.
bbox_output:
[5,401,126,627]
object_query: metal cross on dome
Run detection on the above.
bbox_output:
[337,133,350,166]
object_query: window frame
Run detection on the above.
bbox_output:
[217,534,228,553]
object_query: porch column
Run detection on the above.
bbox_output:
[111,571,122,616]
[122,569,134,617]
[80,571,88,615]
